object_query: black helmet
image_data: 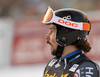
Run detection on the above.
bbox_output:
[41,7,91,58]
[54,8,91,47]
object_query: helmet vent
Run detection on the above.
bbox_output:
[56,39,59,41]
[62,37,66,40]
[64,44,66,46]
[77,37,82,40]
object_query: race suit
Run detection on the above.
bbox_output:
[43,50,100,77]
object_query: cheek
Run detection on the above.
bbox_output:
[50,34,58,47]
[51,38,57,44]
[50,33,56,42]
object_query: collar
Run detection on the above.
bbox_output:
[61,50,82,60]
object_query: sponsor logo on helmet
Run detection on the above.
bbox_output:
[58,19,78,27]
[63,15,71,20]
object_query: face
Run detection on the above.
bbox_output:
[45,24,58,56]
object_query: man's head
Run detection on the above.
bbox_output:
[41,6,91,57]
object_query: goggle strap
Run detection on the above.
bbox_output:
[83,23,90,31]
[52,16,90,31]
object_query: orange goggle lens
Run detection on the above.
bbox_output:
[41,7,53,23]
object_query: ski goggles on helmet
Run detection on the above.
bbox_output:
[41,6,90,31]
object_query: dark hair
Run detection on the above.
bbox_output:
[73,39,91,54]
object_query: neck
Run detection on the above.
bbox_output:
[61,45,78,58]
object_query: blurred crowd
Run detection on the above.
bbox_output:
[0,0,100,18]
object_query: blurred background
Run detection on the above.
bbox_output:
[0,0,100,77]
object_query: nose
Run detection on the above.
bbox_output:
[45,32,50,41]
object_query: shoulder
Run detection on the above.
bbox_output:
[43,57,58,72]
[74,61,100,77]
[46,57,58,67]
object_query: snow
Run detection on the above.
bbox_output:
[0,63,46,77]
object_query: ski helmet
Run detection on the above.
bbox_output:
[41,6,91,47]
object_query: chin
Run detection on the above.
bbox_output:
[51,47,57,56]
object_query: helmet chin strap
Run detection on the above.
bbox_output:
[55,45,64,59]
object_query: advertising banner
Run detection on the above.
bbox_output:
[11,18,100,65]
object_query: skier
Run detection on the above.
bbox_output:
[41,6,100,77]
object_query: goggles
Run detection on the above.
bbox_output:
[41,6,90,31]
